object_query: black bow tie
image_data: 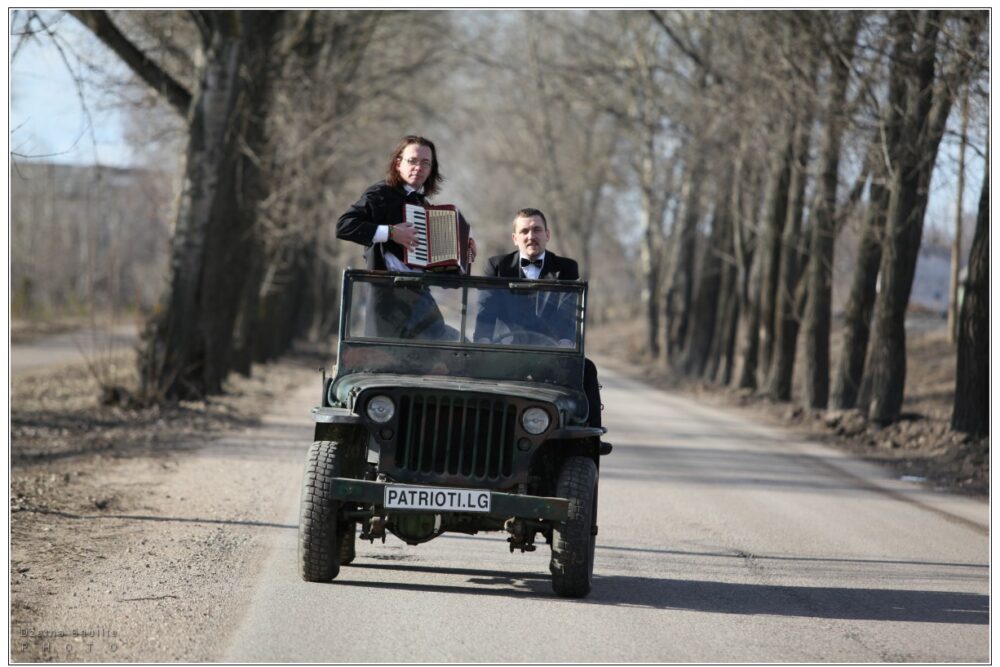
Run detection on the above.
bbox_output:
[520,258,543,268]
[405,190,423,203]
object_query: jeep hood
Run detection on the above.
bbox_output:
[331,373,588,424]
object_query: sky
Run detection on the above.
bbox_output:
[9,11,135,168]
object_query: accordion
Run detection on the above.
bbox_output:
[402,203,471,273]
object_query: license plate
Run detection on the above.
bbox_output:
[383,485,491,513]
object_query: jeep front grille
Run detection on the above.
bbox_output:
[395,393,517,481]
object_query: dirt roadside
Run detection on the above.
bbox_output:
[9,348,324,662]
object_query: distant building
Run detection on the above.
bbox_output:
[910,242,954,316]
[10,161,173,316]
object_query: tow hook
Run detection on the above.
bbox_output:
[361,515,388,543]
[504,518,537,553]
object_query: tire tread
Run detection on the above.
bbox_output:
[299,440,343,582]
[550,456,598,598]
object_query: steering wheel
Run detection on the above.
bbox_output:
[494,330,560,347]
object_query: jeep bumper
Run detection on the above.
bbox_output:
[329,478,569,521]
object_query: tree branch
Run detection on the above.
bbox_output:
[70,9,193,115]
[188,10,213,50]
[648,10,727,86]
[648,11,704,70]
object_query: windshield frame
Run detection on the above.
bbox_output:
[340,269,588,354]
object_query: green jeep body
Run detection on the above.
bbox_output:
[299,269,608,597]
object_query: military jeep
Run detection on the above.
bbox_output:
[298,269,608,598]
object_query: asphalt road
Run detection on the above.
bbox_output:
[222,359,989,663]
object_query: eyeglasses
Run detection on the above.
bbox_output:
[402,157,432,168]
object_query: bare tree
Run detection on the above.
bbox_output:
[663,147,705,364]
[681,164,734,376]
[658,13,716,365]
[831,14,910,411]
[951,156,988,435]
[801,12,863,409]
[765,55,818,401]
[866,10,985,423]
[752,131,794,387]
[72,10,279,398]
[947,84,970,345]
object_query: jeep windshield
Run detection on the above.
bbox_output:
[343,270,585,351]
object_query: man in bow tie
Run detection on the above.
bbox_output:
[480,208,604,430]
[485,208,578,281]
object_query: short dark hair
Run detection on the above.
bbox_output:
[514,208,547,229]
[385,135,444,196]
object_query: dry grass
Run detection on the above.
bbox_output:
[10,345,328,511]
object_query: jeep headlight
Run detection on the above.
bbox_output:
[521,407,550,435]
[366,395,395,423]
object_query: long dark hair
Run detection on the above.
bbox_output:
[384,135,444,196]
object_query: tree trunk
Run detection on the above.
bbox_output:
[682,169,732,377]
[731,152,769,390]
[755,132,794,384]
[733,254,762,390]
[715,153,753,387]
[947,84,970,344]
[139,23,249,400]
[766,99,814,401]
[200,13,281,393]
[306,241,341,343]
[254,256,295,363]
[638,132,666,359]
[711,263,740,386]
[802,14,860,409]
[638,223,662,358]
[77,10,290,401]
[832,12,914,411]
[867,11,955,424]
[231,237,265,377]
[951,161,988,435]
[831,181,890,409]
[664,154,705,365]
[704,260,732,382]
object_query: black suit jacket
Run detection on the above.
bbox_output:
[484,250,580,281]
[475,250,580,342]
[336,180,417,271]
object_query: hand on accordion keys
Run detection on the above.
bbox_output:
[391,222,420,249]
[468,237,477,264]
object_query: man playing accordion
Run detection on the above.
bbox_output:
[336,135,477,339]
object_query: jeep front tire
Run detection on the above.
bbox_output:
[549,456,598,598]
[298,440,348,581]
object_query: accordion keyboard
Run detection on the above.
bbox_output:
[403,202,462,270]
[410,206,429,264]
